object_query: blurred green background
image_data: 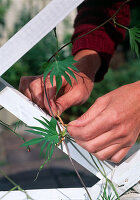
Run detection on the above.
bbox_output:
[0,0,140,121]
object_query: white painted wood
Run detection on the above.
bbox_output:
[0,0,84,76]
[0,188,88,200]
[120,194,140,200]
[133,182,140,193]
[88,149,140,199]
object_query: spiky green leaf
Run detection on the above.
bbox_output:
[22,117,59,158]
[21,117,59,171]
[48,117,57,131]
[34,117,50,129]
[28,126,48,133]
[25,129,47,137]
[40,140,48,156]
[48,143,55,159]
[43,56,79,94]
[129,25,140,57]
[45,142,55,160]
[21,138,44,147]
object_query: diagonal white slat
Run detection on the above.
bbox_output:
[0,0,84,76]
[0,188,88,200]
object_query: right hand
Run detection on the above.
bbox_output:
[19,50,101,116]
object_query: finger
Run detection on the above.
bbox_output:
[110,147,130,163]
[19,81,32,101]
[19,76,36,100]
[24,88,32,101]
[29,78,44,108]
[56,87,85,115]
[82,128,134,153]
[69,97,109,127]
[74,129,124,153]
[93,144,122,161]
[68,108,114,141]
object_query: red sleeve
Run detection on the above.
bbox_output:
[72,0,130,82]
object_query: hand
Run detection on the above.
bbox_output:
[19,50,101,116]
[68,81,140,163]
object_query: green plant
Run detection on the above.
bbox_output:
[0,169,34,200]
[113,18,140,57]
[43,56,79,95]
[21,117,60,171]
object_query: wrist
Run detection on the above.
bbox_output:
[74,49,101,81]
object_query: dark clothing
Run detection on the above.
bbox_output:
[72,0,130,81]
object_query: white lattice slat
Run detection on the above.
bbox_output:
[0,188,87,200]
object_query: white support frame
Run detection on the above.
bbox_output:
[0,0,140,199]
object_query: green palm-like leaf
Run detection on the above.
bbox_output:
[21,138,44,146]
[43,56,79,95]
[129,25,140,57]
[21,117,59,163]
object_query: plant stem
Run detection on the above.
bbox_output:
[113,21,129,30]
[0,186,18,200]
[0,169,17,187]
[44,84,62,134]
[0,120,30,152]
[98,160,108,194]
[89,154,120,200]
[64,140,93,200]
[0,107,4,111]
[44,84,55,117]
[0,169,34,200]
[0,120,25,142]
[53,28,59,53]
[66,135,75,143]
[47,0,131,62]
[89,153,104,177]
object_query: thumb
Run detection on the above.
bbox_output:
[56,88,82,116]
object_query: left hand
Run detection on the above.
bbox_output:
[68,81,140,163]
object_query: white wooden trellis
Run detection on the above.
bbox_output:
[0,0,140,199]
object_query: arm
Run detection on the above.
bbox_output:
[72,0,130,81]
